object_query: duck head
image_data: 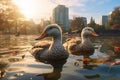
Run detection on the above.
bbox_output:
[81,27,99,37]
[36,24,62,40]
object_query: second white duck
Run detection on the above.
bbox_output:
[64,27,98,57]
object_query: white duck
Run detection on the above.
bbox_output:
[31,24,69,68]
[64,27,98,64]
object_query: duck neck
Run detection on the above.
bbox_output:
[81,34,91,44]
[49,35,62,50]
[53,35,62,42]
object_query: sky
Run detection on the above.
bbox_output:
[12,0,120,24]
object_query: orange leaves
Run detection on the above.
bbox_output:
[114,46,120,52]
[11,51,18,56]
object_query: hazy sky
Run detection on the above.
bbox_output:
[13,0,120,24]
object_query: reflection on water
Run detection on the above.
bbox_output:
[83,64,98,70]
[38,68,62,80]
[0,35,120,80]
[84,74,100,79]
[0,35,34,79]
[37,62,64,80]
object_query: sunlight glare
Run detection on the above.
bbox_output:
[12,0,40,19]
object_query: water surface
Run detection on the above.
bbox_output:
[0,35,120,80]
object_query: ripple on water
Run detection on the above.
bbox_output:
[7,68,22,72]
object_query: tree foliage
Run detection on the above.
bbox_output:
[70,17,83,32]
[88,17,96,27]
[106,7,120,29]
[88,17,96,29]
[112,24,120,30]
[0,0,24,32]
[88,17,102,30]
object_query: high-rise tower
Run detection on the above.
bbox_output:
[52,5,70,32]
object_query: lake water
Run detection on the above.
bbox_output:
[0,35,120,80]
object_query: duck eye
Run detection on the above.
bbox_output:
[87,29,91,31]
[49,27,52,29]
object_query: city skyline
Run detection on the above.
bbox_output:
[12,0,120,24]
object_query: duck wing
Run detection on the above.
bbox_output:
[32,40,51,49]
[63,37,81,54]
[30,40,52,62]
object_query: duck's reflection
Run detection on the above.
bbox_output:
[84,73,100,79]
[74,60,100,79]
[37,60,66,80]
[37,67,62,80]
[74,58,99,70]
[83,64,98,70]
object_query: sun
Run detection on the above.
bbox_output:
[12,0,56,24]
[12,0,39,19]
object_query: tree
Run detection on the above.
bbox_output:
[70,17,83,32]
[88,17,96,29]
[111,24,120,30]
[0,0,24,33]
[88,17,102,30]
[106,7,120,29]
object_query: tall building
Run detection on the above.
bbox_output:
[52,5,70,32]
[81,17,87,27]
[100,15,108,26]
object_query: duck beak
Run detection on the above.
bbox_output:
[35,32,47,40]
[92,32,99,36]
